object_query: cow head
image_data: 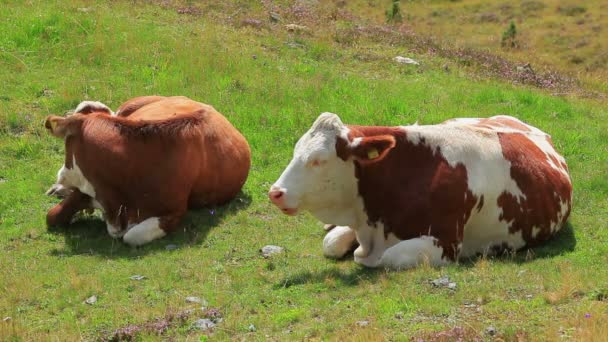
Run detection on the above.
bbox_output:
[45,101,113,138]
[269,112,396,224]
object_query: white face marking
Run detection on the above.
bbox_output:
[74,101,115,116]
[122,217,165,246]
[271,113,360,225]
[378,236,447,270]
[322,225,357,258]
[55,156,96,198]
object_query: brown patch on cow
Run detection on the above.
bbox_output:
[340,125,479,260]
[497,133,572,246]
[46,189,92,226]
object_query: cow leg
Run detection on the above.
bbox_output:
[379,236,449,270]
[122,213,182,246]
[323,226,358,258]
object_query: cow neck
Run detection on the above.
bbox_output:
[344,125,478,260]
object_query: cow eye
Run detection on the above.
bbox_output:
[309,159,327,168]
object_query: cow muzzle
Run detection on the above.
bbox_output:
[268,186,298,216]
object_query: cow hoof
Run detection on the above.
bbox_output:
[46,184,72,198]
[122,217,166,246]
[353,246,369,258]
[354,254,381,268]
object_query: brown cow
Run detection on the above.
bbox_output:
[45,96,250,246]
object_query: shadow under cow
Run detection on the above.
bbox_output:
[47,191,251,258]
[273,221,576,287]
[274,266,382,290]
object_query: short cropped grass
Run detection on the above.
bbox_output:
[1,1,607,340]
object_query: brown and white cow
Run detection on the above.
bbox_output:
[268,113,572,269]
[45,96,251,246]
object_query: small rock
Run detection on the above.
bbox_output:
[261,245,284,258]
[186,297,207,306]
[394,312,404,320]
[430,275,457,290]
[355,320,369,327]
[165,244,178,251]
[77,7,92,12]
[394,56,420,65]
[3,317,11,322]
[192,318,216,331]
[248,324,256,332]
[84,295,97,305]
[269,12,281,22]
[0,177,6,184]
[285,24,309,32]
[130,275,146,281]
[486,326,497,336]
[525,294,533,300]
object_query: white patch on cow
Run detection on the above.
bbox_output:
[350,137,363,147]
[122,217,166,246]
[379,236,447,270]
[55,156,96,198]
[404,120,526,202]
[323,225,357,258]
[74,101,115,116]
[531,226,541,239]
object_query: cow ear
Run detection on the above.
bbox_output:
[349,135,396,164]
[45,115,69,138]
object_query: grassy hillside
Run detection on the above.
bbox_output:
[345,0,608,95]
[1,1,607,340]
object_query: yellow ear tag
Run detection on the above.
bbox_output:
[367,148,379,160]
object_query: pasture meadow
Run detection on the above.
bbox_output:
[0,1,607,340]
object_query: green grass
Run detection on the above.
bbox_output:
[1,1,607,340]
